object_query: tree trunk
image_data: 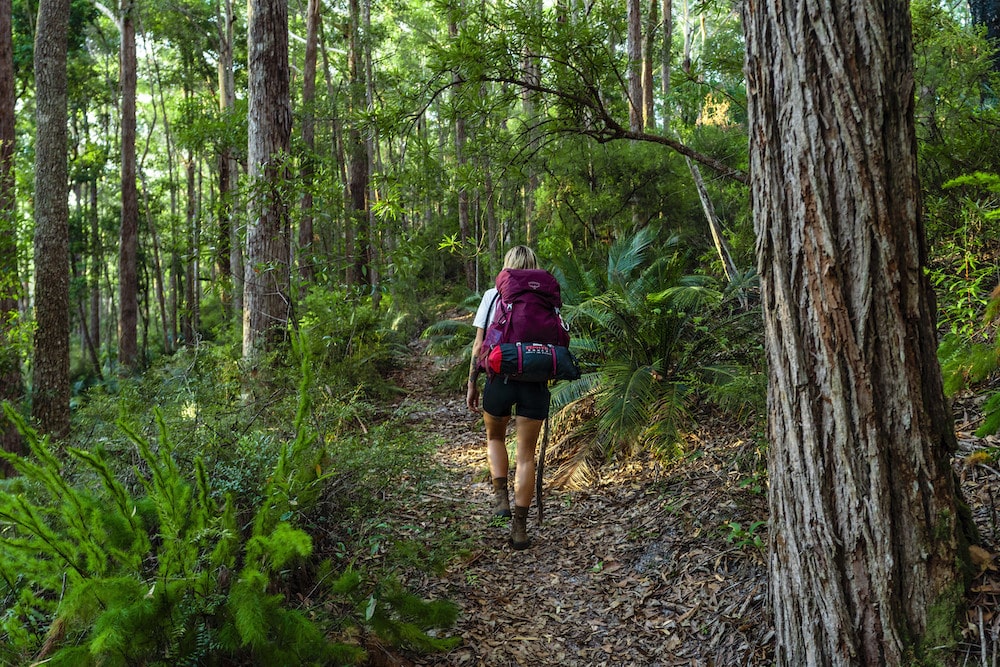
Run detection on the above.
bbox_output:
[217,0,240,318]
[71,255,101,379]
[32,0,71,439]
[684,155,739,287]
[660,0,671,131]
[485,162,497,277]
[520,0,541,246]
[742,2,972,664]
[89,176,101,364]
[641,0,657,129]
[298,0,320,290]
[626,0,643,133]
[346,0,370,286]
[319,32,350,273]
[0,0,22,468]
[149,50,179,347]
[243,0,292,361]
[183,150,196,344]
[118,0,139,371]
[362,0,381,305]
[140,173,170,359]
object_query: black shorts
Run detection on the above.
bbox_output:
[482,377,550,421]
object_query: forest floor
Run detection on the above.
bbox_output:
[375,342,1000,667]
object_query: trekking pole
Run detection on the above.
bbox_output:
[536,416,549,526]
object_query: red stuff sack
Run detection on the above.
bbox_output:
[487,342,581,383]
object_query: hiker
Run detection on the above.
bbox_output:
[467,245,552,550]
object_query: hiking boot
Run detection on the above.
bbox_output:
[510,505,530,550]
[492,477,512,518]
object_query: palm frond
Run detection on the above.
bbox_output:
[630,249,685,297]
[595,362,663,450]
[421,319,475,356]
[547,430,604,490]
[572,297,631,342]
[607,227,654,288]
[422,319,474,338]
[552,252,598,304]
[648,283,723,313]
[545,399,606,490]
[566,334,601,356]
[700,366,767,418]
[550,372,601,413]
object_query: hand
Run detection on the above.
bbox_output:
[466,380,480,412]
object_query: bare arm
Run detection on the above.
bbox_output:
[467,327,485,411]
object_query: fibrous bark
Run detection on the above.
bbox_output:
[743,1,972,664]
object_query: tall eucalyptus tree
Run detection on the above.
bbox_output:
[298,0,320,289]
[743,1,974,663]
[243,0,291,360]
[118,0,139,371]
[626,0,642,132]
[346,0,370,286]
[217,0,241,315]
[32,0,71,438]
[660,0,671,131]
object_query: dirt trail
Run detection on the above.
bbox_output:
[385,349,1000,666]
[388,350,773,666]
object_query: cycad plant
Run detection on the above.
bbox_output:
[549,228,762,486]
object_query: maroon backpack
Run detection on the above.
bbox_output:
[478,268,572,377]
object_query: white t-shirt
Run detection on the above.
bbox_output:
[473,288,500,330]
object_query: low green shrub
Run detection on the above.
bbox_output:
[0,406,350,666]
[0,337,462,665]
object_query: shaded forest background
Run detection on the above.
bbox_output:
[2,0,1000,663]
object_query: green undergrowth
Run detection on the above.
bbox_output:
[0,334,463,665]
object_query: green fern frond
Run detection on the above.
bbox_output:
[422,319,474,338]
[0,407,94,541]
[421,319,476,356]
[39,646,94,667]
[119,416,193,549]
[391,620,462,653]
[942,171,1000,191]
[227,568,273,649]
[938,332,1000,396]
[209,495,239,569]
[976,391,1000,437]
[330,567,364,596]
[0,491,91,578]
[245,522,312,573]
[88,589,158,665]
[380,584,459,629]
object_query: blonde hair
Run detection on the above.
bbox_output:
[502,245,539,270]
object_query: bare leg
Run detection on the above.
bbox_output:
[484,412,511,479]
[512,416,544,508]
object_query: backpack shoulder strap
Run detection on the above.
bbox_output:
[487,290,501,322]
